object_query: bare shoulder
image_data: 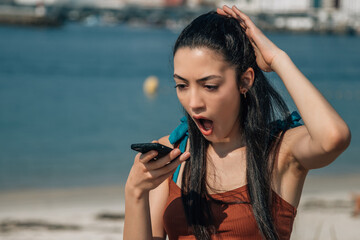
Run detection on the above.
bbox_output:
[158,135,172,148]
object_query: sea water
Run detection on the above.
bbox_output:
[0,24,359,190]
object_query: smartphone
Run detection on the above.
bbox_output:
[131,143,173,159]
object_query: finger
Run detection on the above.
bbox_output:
[150,152,186,179]
[179,151,190,162]
[144,148,182,171]
[216,8,230,17]
[222,6,247,30]
[138,150,158,164]
[222,5,237,19]
[156,162,181,182]
[151,163,180,186]
[237,19,248,31]
[146,152,190,186]
[145,150,190,173]
[231,7,270,46]
[231,6,255,29]
[161,152,189,173]
[216,8,225,15]
[231,6,247,19]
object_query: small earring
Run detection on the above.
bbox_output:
[243,92,247,99]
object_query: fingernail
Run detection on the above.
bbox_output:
[172,148,181,156]
[182,152,191,161]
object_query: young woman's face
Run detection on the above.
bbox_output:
[174,47,242,143]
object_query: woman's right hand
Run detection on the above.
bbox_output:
[125,143,190,199]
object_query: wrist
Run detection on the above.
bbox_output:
[125,183,149,201]
[271,50,290,72]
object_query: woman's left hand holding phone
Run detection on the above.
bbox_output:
[126,141,190,199]
[124,141,190,239]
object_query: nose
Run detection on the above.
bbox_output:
[188,88,205,111]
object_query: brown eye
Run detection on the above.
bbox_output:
[175,84,186,90]
[205,85,218,91]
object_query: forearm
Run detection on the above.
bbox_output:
[123,186,153,240]
[272,51,350,152]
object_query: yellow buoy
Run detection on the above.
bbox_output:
[143,76,159,98]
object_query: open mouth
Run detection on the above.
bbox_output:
[194,117,214,136]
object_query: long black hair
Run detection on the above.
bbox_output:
[173,11,292,239]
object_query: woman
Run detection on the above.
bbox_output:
[124,5,351,240]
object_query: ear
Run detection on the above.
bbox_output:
[239,67,254,94]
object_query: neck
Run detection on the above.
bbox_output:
[208,132,246,158]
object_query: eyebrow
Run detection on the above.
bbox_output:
[173,74,222,82]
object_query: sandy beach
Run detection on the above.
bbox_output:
[1,174,359,240]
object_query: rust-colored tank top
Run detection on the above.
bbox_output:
[163,179,296,240]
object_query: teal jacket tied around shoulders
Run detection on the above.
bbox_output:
[169,111,302,183]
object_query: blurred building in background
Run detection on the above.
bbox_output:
[4,0,360,13]
[0,0,359,34]
[219,0,310,13]
[219,0,360,13]
[8,0,360,12]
